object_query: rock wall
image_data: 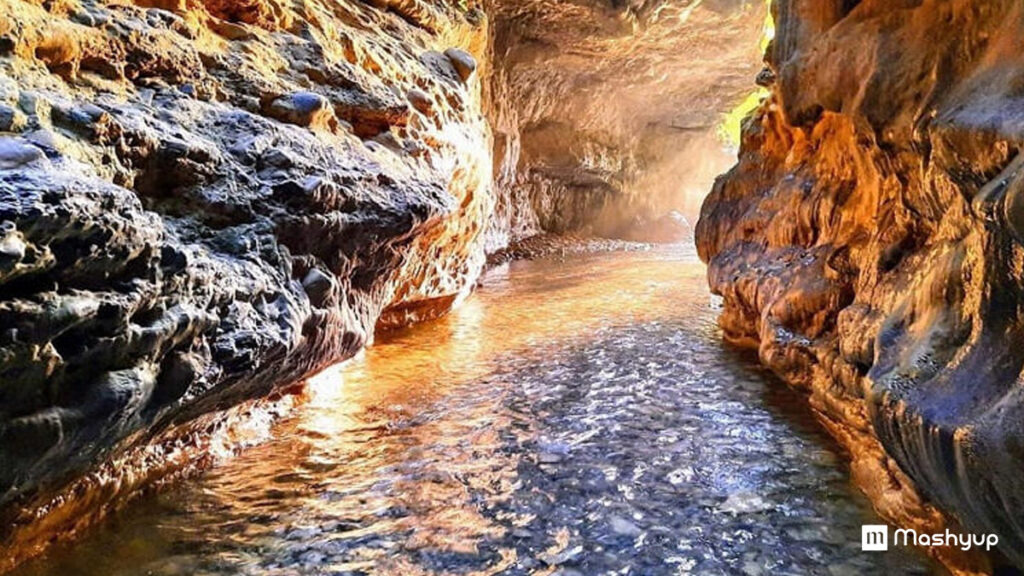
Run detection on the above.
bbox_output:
[484,0,765,247]
[698,0,1024,571]
[0,0,492,564]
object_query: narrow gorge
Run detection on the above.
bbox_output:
[0,0,1021,574]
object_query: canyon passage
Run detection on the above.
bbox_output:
[10,248,934,575]
[4,0,1024,573]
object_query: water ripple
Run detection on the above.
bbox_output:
[15,247,933,575]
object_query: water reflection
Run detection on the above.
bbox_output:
[14,247,934,575]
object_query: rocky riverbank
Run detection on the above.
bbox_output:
[485,234,652,268]
[0,0,493,568]
[698,0,1024,572]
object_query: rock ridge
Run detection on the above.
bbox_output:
[698,0,1024,571]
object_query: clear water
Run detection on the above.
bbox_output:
[14,247,934,575]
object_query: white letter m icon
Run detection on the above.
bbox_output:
[862,525,888,551]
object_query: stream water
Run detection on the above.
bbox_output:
[14,246,933,575]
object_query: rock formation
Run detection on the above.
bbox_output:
[698,0,1024,571]
[486,0,764,247]
[0,0,765,569]
[0,0,492,567]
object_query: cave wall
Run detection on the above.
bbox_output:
[0,0,493,561]
[698,0,1024,570]
[484,0,765,246]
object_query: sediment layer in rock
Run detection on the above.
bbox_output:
[698,0,1024,572]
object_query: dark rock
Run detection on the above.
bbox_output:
[444,48,477,82]
[755,67,775,87]
[0,223,26,262]
[266,91,336,131]
[302,268,334,307]
[16,91,48,117]
[0,139,44,169]
[51,103,113,141]
[209,19,253,40]
[407,88,434,115]
[152,352,201,407]
[0,411,64,460]
[70,10,98,27]
[0,105,20,132]
[22,130,58,157]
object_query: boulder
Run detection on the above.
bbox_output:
[266,91,337,131]
[444,48,477,82]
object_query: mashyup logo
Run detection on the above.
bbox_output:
[861,524,999,553]
[861,525,888,551]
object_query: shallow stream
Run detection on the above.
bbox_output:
[16,247,932,575]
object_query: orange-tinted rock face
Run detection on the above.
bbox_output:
[698,0,1024,571]
[0,0,492,565]
[485,0,766,247]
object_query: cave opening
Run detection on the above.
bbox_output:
[484,0,769,247]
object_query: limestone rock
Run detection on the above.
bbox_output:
[266,91,336,131]
[301,268,334,308]
[0,138,43,170]
[0,0,493,569]
[698,0,1024,571]
[407,88,434,115]
[444,47,477,82]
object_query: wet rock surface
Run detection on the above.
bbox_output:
[0,0,492,564]
[11,249,932,576]
[698,0,1024,571]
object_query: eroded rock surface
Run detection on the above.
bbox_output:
[698,0,1024,571]
[485,0,765,247]
[0,0,492,565]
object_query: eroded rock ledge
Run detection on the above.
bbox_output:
[698,0,1024,571]
[0,0,492,567]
